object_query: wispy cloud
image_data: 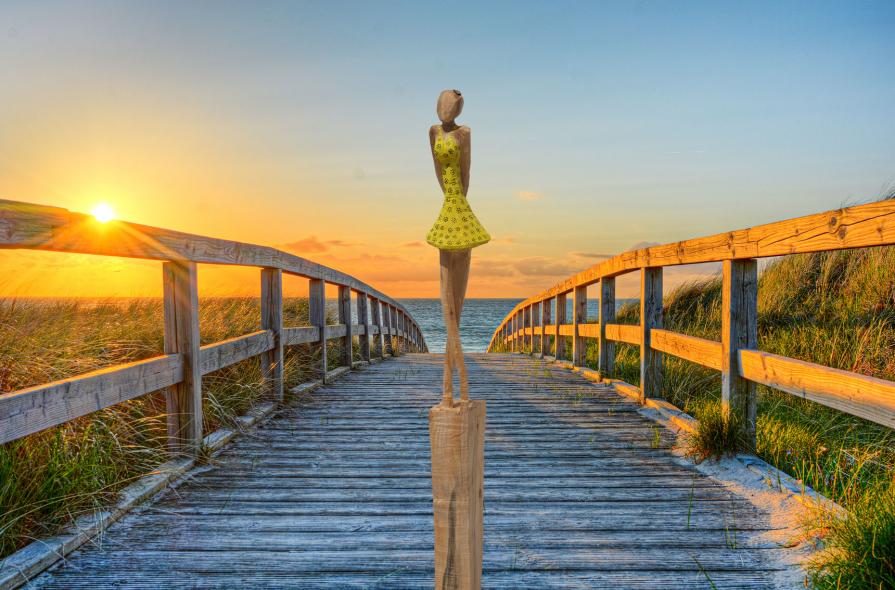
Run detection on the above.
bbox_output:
[516,191,543,202]
[401,241,424,248]
[281,236,361,254]
[570,251,614,259]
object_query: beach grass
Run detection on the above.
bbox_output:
[0,296,341,558]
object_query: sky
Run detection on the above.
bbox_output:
[1,0,894,298]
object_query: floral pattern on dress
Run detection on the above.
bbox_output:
[426,128,490,250]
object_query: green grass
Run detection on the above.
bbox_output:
[598,245,894,588]
[0,296,346,558]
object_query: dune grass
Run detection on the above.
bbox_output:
[600,246,894,589]
[0,296,345,558]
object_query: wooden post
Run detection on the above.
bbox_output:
[162,260,202,455]
[510,313,517,352]
[599,277,616,376]
[382,305,394,356]
[309,278,327,382]
[722,259,758,451]
[356,291,371,362]
[430,399,486,590]
[555,293,567,359]
[261,268,283,401]
[338,285,353,367]
[572,285,587,366]
[392,306,400,354]
[371,298,385,358]
[540,298,550,359]
[640,268,663,403]
[531,301,540,356]
[523,305,531,353]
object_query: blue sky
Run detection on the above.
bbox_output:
[1,1,893,296]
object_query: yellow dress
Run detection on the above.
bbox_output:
[426,128,490,250]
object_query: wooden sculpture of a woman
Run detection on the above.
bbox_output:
[427,89,488,589]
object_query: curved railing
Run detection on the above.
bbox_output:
[0,199,427,452]
[487,199,895,445]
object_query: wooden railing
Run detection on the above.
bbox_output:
[0,199,427,451]
[487,200,895,447]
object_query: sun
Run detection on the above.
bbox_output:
[90,203,116,223]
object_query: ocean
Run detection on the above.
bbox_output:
[399,298,636,353]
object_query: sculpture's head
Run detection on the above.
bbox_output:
[437,89,463,123]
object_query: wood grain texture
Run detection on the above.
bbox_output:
[199,330,275,375]
[722,259,759,448]
[29,354,781,589]
[599,278,616,375]
[739,350,895,429]
[309,279,327,382]
[261,269,284,401]
[554,293,567,360]
[639,268,663,403]
[486,198,895,341]
[283,326,320,346]
[0,200,419,324]
[338,286,352,367]
[429,399,485,590]
[0,355,183,445]
[356,292,371,362]
[539,299,551,359]
[604,323,641,345]
[650,329,722,371]
[572,285,587,366]
[162,260,202,454]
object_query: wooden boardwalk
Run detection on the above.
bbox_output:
[30,354,783,589]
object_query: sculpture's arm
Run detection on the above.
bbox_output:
[430,126,445,193]
[460,127,471,197]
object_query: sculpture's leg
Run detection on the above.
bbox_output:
[440,249,471,402]
[439,250,457,405]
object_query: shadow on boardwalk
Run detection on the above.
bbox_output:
[30,354,784,589]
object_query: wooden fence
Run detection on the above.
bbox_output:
[487,199,895,447]
[0,199,427,451]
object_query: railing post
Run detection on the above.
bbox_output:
[382,305,393,356]
[371,298,385,358]
[356,291,371,362]
[572,285,587,366]
[523,305,531,354]
[510,312,517,352]
[540,298,550,359]
[162,260,202,455]
[309,278,327,382]
[338,285,353,368]
[722,259,758,451]
[391,306,400,354]
[599,277,616,376]
[555,293,567,359]
[531,301,540,356]
[640,268,663,403]
[261,268,284,401]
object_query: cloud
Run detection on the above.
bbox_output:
[490,235,515,245]
[473,258,516,277]
[513,257,583,277]
[401,241,424,248]
[626,241,661,252]
[280,236,361,254]
[516,191,543,202]
[570,251,614,259]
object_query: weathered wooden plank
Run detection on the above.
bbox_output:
[309,278,327,380]
[739,350,895,429]
[604,323,640,345]
[650,329,722,371]
[723,259,759,448]
[324,324,347,339]
[0,200,417,322]
[162,260,202,453]
[572,285,587,366]
[640,268,663,403]
[598,277,616,375]
[577,323,600,339]
[282,326,319,346]
[554,292,567,359]
[491,198,895,324]
[199,330,275,375]
[338,286,352,367]
[0,355,183,445]
[260,268,284,401]
[539,299,550,359]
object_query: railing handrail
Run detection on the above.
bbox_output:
[0,199,428,448]
[487,199,895,439]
